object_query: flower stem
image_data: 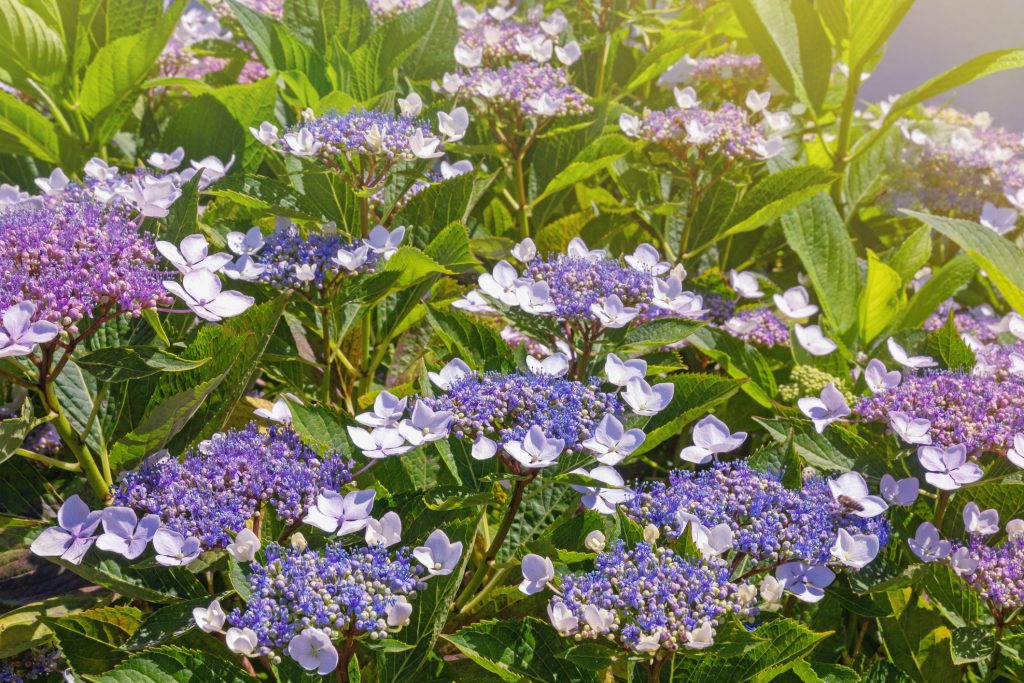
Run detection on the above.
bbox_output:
[41,381,110,501]
[14,448,81,471]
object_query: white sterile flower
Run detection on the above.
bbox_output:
[29,495,102,565]
[753,137,785,160]
[798,383,851,433]
[548,602,578,635]
[582,415,645,466]
[657,54,696,86]
[414,529,463,576]
[428,358,471,390]
[745,89,771,113]
[0,302,59,358]
[865,359,901,393]
[439,160,472,179]
[346,426,413,459]
[519,553,555,594]
[254,395,297,423]
[332,245,369,272]
[679,415,747,465]
[765,110,794,132]
[365,225,404,259]
[571,466,633,514]
[408,129,443,159]
[585,530,606,553]
[303,489,376,536]
[888,411,932,445]
[0,183,30,207]
[226,227,264,256]
[398,92,423,117]
[504,425,565,469]
[479,260,521,305]
[438,107,470,141]
[540,9,567,34]
[759,576,784,606]
[386,595,413,629]
[122,177,180,217]
[250,121,279,145]
[622,377,674,416]
[685,622,715,649]
[516,281,556,314]
[1008,433,1024,468]
[619,113,641,137]
[193,599,226,633]
[527,93,559,117]
[723,317,757,336]
[227,528,260,562]
[477,76,502,98]
[908,521,950,562]
[729,270,763,298]
[152,528,201,566]
[355,390,408,428]
[157,234,233,274]
[918,444,983,490]
[95,507,160,560]
[604,353,647,387]
[516,35,553,63]
[776,562,835,603]
[880,474,919,507]
[439,72,462,95]
[794,324,837,356]
[685,119,719,144]
[454,42,483,68]
[635,630,664,653]
[690,521,734,558]
[1009,518,1024,536]
[566,237,606,261]
[148,147,185,171]
[84,157,118,181]
[398,402,453,445]
[673,86,699,109]
[963,501,999,536]
[961,332,984,352]
[582,605,615,633]
[190,154,234,188]
[773,286,818,318]
[365,511,402,548]
[163,269,254,322]
[827,472,888,518]
[591,294,639,328]
[288,628,338,675]
[980,202,1017,234]
[511,237,537,262]
[471,434,498,460]
[283,128,322,156]
[643,524,660,544]
[223,255,266,282]
[527,352,569,377]
[624,243,670,275]
[949,547,979,577]
[830,529,879,569]
[226,627,258,655]
[1008,312,1024,340]
[555,41,581,65]
[887,337,937,369]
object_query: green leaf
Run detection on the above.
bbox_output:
[536,134,635,201]
[950,627,995,665]
[50,553,206,604]
[845,0,915,71]
[47,606,142,675]
[124,595,230,651]
[758,416,885,475]
[205,175,322,220]
[716,165,836,240]
[444,617,597,682]
[877,588,957,683]
[689,327,778,407]
[888,225,932,284]
[0,400,33,465]
[619,318,704,351]
[919,563,988,630]
[85,645,255,683]
[905,211,1024,313]
[858,250,905,344]
[286,400,348,451]
[0,593,108,659]
[0,0,67,88]
[927,313,975,372]
[76,346,209,383]
[895,253,977,332]
[425,305,516,371]
[781,192,860,338]
[633,374,744,455]
[384,248,454,289]
[731,0,833,113]
[0,89,60,163]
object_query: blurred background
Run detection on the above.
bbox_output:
[861,0,1024,128]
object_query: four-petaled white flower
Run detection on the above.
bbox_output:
[689,521,734,558]
[454,43,483,68]
[163,269,255,322]
[193,599,226,633]
[408,129,443,159]
[888,411,932,445]
[527,94,559,117]
[519,553,555,595]
[622,377,674,416]
[0,302,59,357]
[963,501,999,536]
[227,227,265,256]
[729,270,763,298]
[773,286,818,319]
[250,121,279,145]
[226,627,258,655]
[887,337,937,369]
[95,507,160,560]
[864,359,900,393]
[880,474,919,506]
[581,414,645,466]
[674,86,699,109]
[366,225,405,259]
[570,466,633,514]
[948,546,978,577]
[333,245,369,272]
[30,495,102,565]
[438,107,470,141]
[365,511,402,548]
[471,434,498,460]
[908,521,950,562]
[516,281,556,314]
[526,352,569,377]
[1008,433,1024,469]
[591,295,639,328]
[254,394,299,423]
[148,147,185,171]
[830,529,879,569]
[284,129,322,156]
[152,528,201,566]
[584,530,606,553]
[794,324,837,356]
[227,528,261,562]
[84,157,118,181]
[355,390,408,428]
[679,415,747,464]
[189,155,234,188]
[223,255,267,281]
[619,113,641,137]
[511,237,537,262]
[1008,312,1024,341]
[776,562,835,603]
[980,201,1017,234]
[685,623,716,649]
[555,41,581,65]
[428,358,471,390]
[386,595,413,629]
[745,89,771,113]
[685,119,719,144]
[918,444,983,490]
[827,472,888,518]
[398,93,423,117]
[548,602,578,635]
[157,234,233,274]
[122,177,180,217]
[567,237,606,261]
[604,353,646,387]
[413,529,463,576]
[624,244,670,275]
[288,628,339,675]
[479,260,521,306]
[504,425,565,468]
[582,605,615,633]
[398,402,453,445]
[797,383,851,433]
[303,489,376,536]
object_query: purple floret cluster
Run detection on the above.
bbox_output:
[112,424,352,549]
[625,461,890,566]
[279,110,434,164]
[629,102,771,161]
[722,306,791,348]
[957,535,1024,610]
[253,224,378,289]
[686,53,767,100]
[0,646,63,682]
[451,62,591,118]
[524,254,658,321]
